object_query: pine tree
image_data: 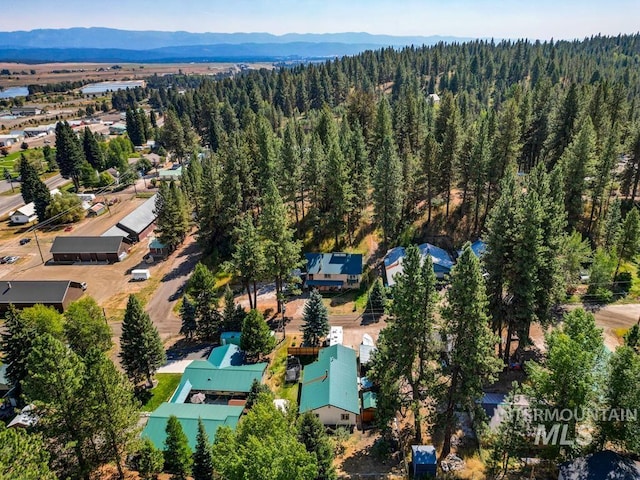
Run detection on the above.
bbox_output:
[440,245,502,458]
[222,285,245,332]
[192,418,214,480]
[0,423,57,480]
[246,379,272,409]
[602,197,622,251]
[302,289,329,347]
[119,295,165,387]
[240,309,274,361]
[0,306,34,395]
[161,110,185,161]
[137,438,164,480]
[298,411,337,480]
[82,348,140,480]
[155,180,189,252]
[231,215,266,310]
[373,134,403,244]
[179,295,197,340]
[82,126,105,171]
[19,153,41,204]
[615,208,640,278]
[55,121,86,191]
[325,123,353,247]
[163,415,192,480]
[545,83,581,168]
[368,277,387,314]
[189,263,220,341]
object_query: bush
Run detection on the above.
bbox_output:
[614,271,633,297]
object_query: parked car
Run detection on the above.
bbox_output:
[19,238,31,245]
[64,226,73,232]
[5,256,19,264]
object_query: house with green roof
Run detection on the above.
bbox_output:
[299,344,359,427]
[170,344,267,404]
[305,252,363,291]
[142,403,243,450]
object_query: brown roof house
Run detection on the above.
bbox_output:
[0,280,84,313]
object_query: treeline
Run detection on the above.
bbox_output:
[27,80,89,95]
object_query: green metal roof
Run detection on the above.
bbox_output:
[141,403,243,449]
[362,391,377,410]
[299,344,359,415]
[176,360,266,394]
[207,344,246,368]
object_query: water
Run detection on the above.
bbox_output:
[81,81,145,95]
[0,86,29,99]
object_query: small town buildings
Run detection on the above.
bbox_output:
[50,236,128,263]
[87,202,107,217]
[458,239,487,259]
[411,445,437,478]
[10,203,37,224]
[102,194,157,243]
[81,80,146,96]
[158,165,182,181]
[23,124,55,137]
[142,403,243,450]
[361,391,378,423]
[383,243,454,286]
[558,450,640,480]
[10,107,42,116]
[305,252,363,291]
[220,331,242,346]
[0,134,22,147]
[0,280,84,313]
[109,123,127,135]
[171,344,268,403]
[299,344,359,427]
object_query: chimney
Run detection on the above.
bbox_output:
[323,369,328,381]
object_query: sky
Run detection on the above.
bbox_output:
[0,0,638,40]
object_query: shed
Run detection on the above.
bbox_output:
[50,236,128,263]
[220,331,242,346]
[142,403,243,450]
[0,280,84,313]
[285,355,301,383]
[361,391,378,423]
[558,450,640,480]
[149,238,169,258]
[412,445,437,478]
[359,344,376,372]
[299,344,359,426]
[87,203,107,217]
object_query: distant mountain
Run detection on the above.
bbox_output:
[0,27,469,50]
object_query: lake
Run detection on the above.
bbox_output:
[0,86,29,99]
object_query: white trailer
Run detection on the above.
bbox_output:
[131,269,150,281]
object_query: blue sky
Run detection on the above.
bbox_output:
[1,0,638,39]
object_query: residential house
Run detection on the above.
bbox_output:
[87,203,107,217]
[305,252,363,291]
[142,403,243,450]
[0,280,84,313]
[220,331,242,347]
[299,344,359,427]
[458,239,487,259]
[149,238,169,259]
[50,236,128,263]
[171,344,267,404]
[0,134,21,147]
[10,203,37,224]
[109,123,127,135]
[558,450,640,480]
[10,107,42,116]
[383,243,454,286]
[23,124,55,137]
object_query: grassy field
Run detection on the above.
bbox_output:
[140,373,182,412]
[266,337,300,404]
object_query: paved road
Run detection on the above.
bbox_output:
[0,174,70,216]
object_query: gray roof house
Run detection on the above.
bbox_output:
[558,450,640,480]
[0,280,84,313]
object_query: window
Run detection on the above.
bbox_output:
[340,413,350,421]
[324,274,332,279]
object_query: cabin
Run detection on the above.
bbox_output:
[10,203,37,224]
[305,252,363,291]
[299,344,359,427]
[50,236,128,263]
[383,243,454,286]
[361,391,378,423]
[149,238,169,259]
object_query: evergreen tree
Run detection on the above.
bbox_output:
[615,208,640,278]
[0,306,34,395]
[324,122,353,247]
[82,127,105,171]
[368,277,387,314]
[179,295,197,340]
[55,121,86,191]
[545,83,581,168]
[602,197,622,251]
[222,285,245,332]
[163,415,192,480]
[588,247,616,302]
[240,309,275,361]
[63,297,112,356]
[161,110,186,161]
[192,418,214,480]
[440,245,502,458]
[82,348,140,480]
[0,424,57,480]
[155,180,189,252]
[260,180,303,311]
[19,153,41,204]
[298,411,337,480]
[189,263,220,341]
[137,438,164,480]
[246,379,272,409]
[373,134,403,244]
[301,289,330,347]
[231,215,266,310]
[119,295,165,387]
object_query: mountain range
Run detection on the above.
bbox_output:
[0,28,471,63]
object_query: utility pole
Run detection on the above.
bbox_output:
[33,228,44,264]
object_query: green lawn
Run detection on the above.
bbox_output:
[266,337,300,404]
[140,373,182,412]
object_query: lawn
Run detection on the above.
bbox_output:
[140,373,182,412]
[266,336,300,404]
